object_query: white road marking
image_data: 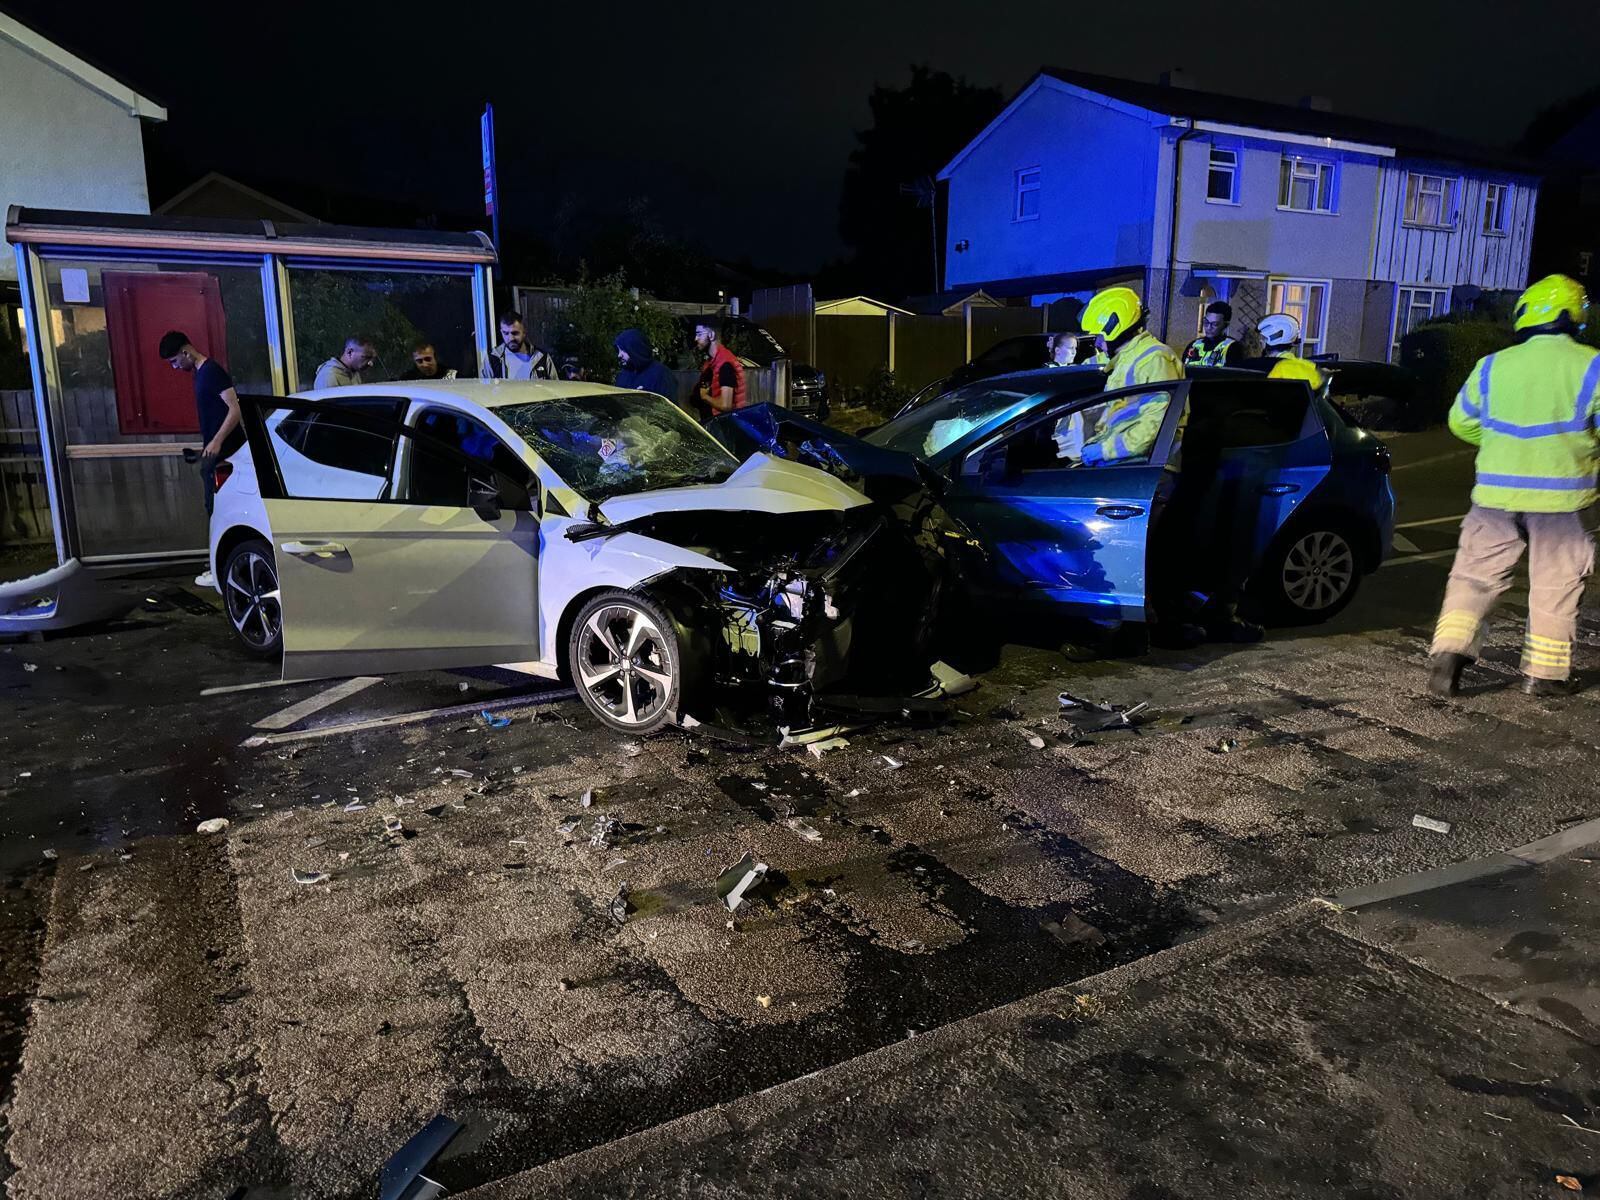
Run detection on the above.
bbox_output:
[252,676,382,731]
[241,689,577,747]
[1393,513,1469,530]
[1381,548,1459,569]
[1390,449,1475,472]
[201,677,312,696]
[1391,532,1422,554]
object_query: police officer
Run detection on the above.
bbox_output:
[1183,301,1244,367]
[1428,274,1600,698]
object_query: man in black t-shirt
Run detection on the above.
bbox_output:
[158,330,243,586]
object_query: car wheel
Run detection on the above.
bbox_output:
[568,590,686,735]
[221,538,283,658]
[1258,523,1363,624]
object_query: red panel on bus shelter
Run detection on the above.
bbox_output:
[104,271,228,435]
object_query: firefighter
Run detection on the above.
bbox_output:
[1183,301,1244,367]
[1071,285,1184,465]
[1267,354,1326,392]
[1256,312,1302,360]
[1428,274,1600,698]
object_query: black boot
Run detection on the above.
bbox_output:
[1427,652,1471,697]
[1522,675,1573,698]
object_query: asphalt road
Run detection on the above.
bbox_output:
[1,425,1596,1198]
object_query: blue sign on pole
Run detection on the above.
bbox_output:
[481,103,501,254]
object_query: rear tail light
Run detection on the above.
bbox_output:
[213,460,234,491]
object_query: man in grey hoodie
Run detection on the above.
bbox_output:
[613,329,679,402]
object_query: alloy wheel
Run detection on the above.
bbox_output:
[1281,530,1355,612]
[574,603,676,728]
[224,548,282,652]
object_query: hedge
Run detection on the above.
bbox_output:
[1398,318,1515,426]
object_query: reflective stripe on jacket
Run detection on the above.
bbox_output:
[1448,334,1600,513]
[1183,335,1236,367]
[1084,331,1184,464]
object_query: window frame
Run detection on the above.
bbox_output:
[1389,285,1451,362]
[242,396,534,511]
[1481,182,1510,237]
[1402,172,1461,230]
[1277,156,1338,215]
[1013,166,1042,223]
[1266,278,1333,355]
[1206,145,1240,206]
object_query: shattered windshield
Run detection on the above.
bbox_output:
[865,382,1045,462]
[497,393,740,501]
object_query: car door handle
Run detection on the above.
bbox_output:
[1096,504,1145,520]
[1261,483,1302,496]
[281,540,348,558]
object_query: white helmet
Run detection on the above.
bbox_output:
[1257,313,1302,351]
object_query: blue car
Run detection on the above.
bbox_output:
[716,365,1394,638]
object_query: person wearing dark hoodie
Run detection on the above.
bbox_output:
[613,329,679,402]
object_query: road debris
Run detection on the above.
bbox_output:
[1023,731,1047,750]
[41,849,57,862]
[379,1113,462,1200]
[1041,914,1108,949]
[291,869,330,885]
[581,789,594,808]
[756,994,772,1009]
[589,815,620,850]
[1058,691,1112,713]
[343,800,367,812]
[1555,1176,1581,1192]
[928,660,980,697]
[383,815,405,838]
[622,741,643,757]
[196,818,230,835]
[881,755,904,770]
[607,882,631,925]
[807,736,850,758]
[21,662,37,673]
[716,853,769,911]
[479,710,512,729]
[556,819,580,837]
[780,724,852,748]
[1211,737,1240,754]
[448,768,474,779]
[1412,814,1453,834]
[785,817,824,842]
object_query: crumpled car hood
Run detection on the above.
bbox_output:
[596,452,869,525]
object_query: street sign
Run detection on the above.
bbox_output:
[481,104,501,253]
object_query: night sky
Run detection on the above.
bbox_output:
[8,0,1599,276]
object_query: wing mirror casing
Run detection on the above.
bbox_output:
[469,475,502,521]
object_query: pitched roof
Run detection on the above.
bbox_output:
[943,68,1538,178]
[0,10,165,120]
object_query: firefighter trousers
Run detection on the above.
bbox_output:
[1431,505,1595,680]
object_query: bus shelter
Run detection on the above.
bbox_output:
[5,206,497,566]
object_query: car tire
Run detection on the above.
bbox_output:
[1254,519,1364,625]
[220,537,283,659]
[567,590,689,735]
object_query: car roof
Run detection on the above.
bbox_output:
[290,379,635,410]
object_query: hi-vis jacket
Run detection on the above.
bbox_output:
[1082,331,1185,465]
[1448,333,1600,513]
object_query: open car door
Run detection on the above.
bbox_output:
[238,397,541,682]
[940,380,1190,625]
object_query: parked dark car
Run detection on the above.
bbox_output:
[899,334,1058,415]
[1309,357,1422,429]
[713,366,1395,637]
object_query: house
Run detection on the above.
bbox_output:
[814,295,915,317]
[0,12,165,283]
[155,172,319,226]
[903,288,1004,317]
[938,69,1540,362]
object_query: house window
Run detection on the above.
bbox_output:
[1278,156,1337,213]
[1207,147,1239,203]
[1390,286,1450,361]
[1267,279,1330,354]
[1403,173,1460,228]
[1482,183,1510,235]
[1014,167,1041,222]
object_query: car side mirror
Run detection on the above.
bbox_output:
[979,446,1010,484]
[469,474,501,521]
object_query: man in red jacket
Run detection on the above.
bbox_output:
[695,318,746,416]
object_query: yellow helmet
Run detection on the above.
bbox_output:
[1079,286,1145,340]
[1514,274,1589,332]
[1268,355,1325,391]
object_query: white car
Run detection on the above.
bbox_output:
[209,381,944,733]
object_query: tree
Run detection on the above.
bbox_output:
[836,66,1003,302]
[549,271,680,384]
